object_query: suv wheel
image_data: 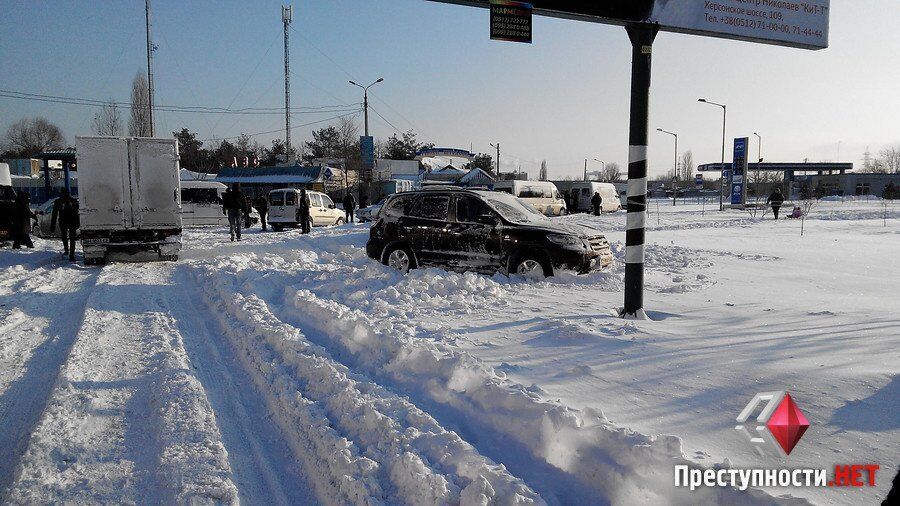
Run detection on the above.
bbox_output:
[511,253,552,279]
[335,217,344,226]
[384,244,416,273]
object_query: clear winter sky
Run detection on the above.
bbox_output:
[1,0,898,178]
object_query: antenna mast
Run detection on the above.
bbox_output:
[282,5,293,162]
[145,0,155,136]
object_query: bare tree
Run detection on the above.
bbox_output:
[4,117,66,156]
[92,101,122,136]
[598,162,621,182]
[539,160,548,181]
[129,72,152,136]
[235,133,252,154]
[876,146,900,173]
[679,150,694,182]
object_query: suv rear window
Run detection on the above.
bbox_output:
[409,196,450,220]
[270,192,284,206]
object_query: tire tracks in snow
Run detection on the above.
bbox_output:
[5,263,237,504]
[193,263,541,505]
[171,265,317,505]
[222,252,803,505]
[0,263,99,495]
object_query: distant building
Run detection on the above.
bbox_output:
[215,165,333,198]
[801,172,900,198]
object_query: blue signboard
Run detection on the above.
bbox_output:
[694,174,703,188]
[360,136,375,170]
[731,137,749,206]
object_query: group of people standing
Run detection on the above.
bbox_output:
[9,188,79,261]
[221,183,271,241]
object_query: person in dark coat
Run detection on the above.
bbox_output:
[51,188,79,261]
[570,190,580,213]
[242,196,253,228]
[359,193,369,209]
[342,192,356,224]
[766,188,785,220]
[297,188,311,234]
[12,192,36,249]
[253,195,268,231]
[590,191,602,216]
[222,183,246,241]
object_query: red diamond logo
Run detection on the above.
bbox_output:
[766,393,809,455]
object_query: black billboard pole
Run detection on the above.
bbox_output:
[621,22,658,318]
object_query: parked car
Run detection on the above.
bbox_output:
[567,182,622,213]
[267,188,344,231]
[356,198,385,223]
[492,180,567,216]
[367,188,613,278]
[32,197,80,238]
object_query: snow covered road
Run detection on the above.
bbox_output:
[0,199,896,504]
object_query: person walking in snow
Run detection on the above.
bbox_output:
[50,188,79,261]
[253,195,268,231]
[590,191,602,216]
[297,188,311,234]
[222,183,246,241]
[342,192,356,224]
[12,192,36,249]
[766,188,785,220]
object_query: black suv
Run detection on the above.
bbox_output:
[366,187,613,277]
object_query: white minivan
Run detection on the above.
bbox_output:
[268,188,345,231]
[568,182,622,213]
[492,180,567,216]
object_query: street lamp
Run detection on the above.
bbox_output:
[489,143,500,176]
[349,78,384,137]
[698,98,727,211]
[656,128,678,206]
[753,132,762,200]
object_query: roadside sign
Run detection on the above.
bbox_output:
[360,136,375,170]
[490,1,532,43]
[695,174,703,188]
[731,137,749,206]
[434,1,830,50]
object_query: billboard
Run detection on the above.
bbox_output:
[360,136,375,170]
[490,1,533,43]
[431,0,830,49]
[731,137,749,206]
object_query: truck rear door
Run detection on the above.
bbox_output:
[129,138,181,229]
[75,136,130,229]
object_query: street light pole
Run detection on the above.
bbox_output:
[656,128,677,206]
[349,78,383,137]
[490,143,500,177]
[753,132,762,201]
[699,98,727,211]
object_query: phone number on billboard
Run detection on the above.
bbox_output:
[721,16,824,38]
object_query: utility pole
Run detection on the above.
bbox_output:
[698,98,727,211]
[753,132,762,201]
[656,128,677,206]
[145,0,155,136]
[583,159,587,181]
[282,5,293,162]
[490,143,500,177]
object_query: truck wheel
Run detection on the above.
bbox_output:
[335,217,345,226]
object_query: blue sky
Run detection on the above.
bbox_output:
[1,0,898,178]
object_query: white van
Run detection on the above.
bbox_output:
[180,180,228,227]
[268,188,345,231]
[492,180,567,216]
[568,182,622,213]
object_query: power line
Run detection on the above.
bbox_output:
[201,110,361,143]
[0,89,358,115]
[368,105,402,135]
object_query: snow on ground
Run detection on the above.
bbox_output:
[0,198,896,504]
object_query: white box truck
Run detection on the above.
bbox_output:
[76,136,182,264]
